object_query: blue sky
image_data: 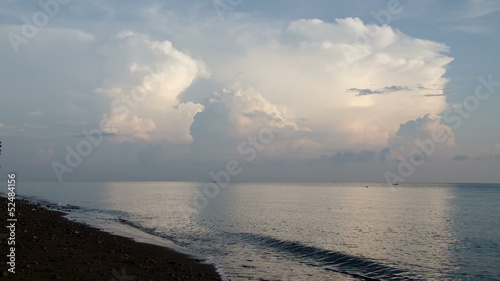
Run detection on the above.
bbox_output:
[0,0,499,183]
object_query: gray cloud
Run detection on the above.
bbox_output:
[326,150,376,164]
[379,147,391,162]
[388,114,454,154]
[423,93,447,97]
[348,85,411,96]
[72,132,117,138]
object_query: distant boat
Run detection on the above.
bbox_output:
[392,183,399,186]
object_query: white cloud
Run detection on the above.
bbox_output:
[463,0,500,18]
[96,33,209,143]
[116,30,134,39]
[442,24,491,35]
[212,18,453,155]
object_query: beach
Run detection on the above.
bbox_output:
[0,197,222,281]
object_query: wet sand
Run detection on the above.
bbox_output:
[0,197,222,281]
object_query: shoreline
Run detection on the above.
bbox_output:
[0,197,222,281]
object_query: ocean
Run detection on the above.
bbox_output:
[15,182,500,280]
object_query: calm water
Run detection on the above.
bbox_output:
[15,182,500,280]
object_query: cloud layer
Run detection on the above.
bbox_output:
[2,1,497,183]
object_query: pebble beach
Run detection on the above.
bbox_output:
[0,197,222,281]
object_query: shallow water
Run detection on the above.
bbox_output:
[17,182,500,280]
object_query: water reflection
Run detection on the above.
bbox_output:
[448,183,500,279]
[338,184,456,278]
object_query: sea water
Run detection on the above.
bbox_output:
[15,182,500,280]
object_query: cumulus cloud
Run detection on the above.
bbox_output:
[388,114,454,157]
[0,15,455,161]
[95,32,209,143]
[190,84,310,160]
[216,17,453,152]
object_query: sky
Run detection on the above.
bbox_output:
[0,0,499,183]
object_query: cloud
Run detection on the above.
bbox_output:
[379,147,391,162]
[71,132,117,138]
[0,25,107,139]
[463,0,500,19]
[423,93,447,97]
[327,150,376,164]
[0,13,455,160]
[190,84,310,160]
[348,85,412,96]
[2,1,476,182]
[214,17,453,151]
[388,114,454,157]
[451,146,500,162]
[442,24,491,35]
[95,32,209,143]
[453,154,470,161]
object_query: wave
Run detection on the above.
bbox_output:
[237,233,416,280]
[114,217,417,280]
[115,217,188,246]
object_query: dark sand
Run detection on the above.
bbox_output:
[0,197,222,281]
